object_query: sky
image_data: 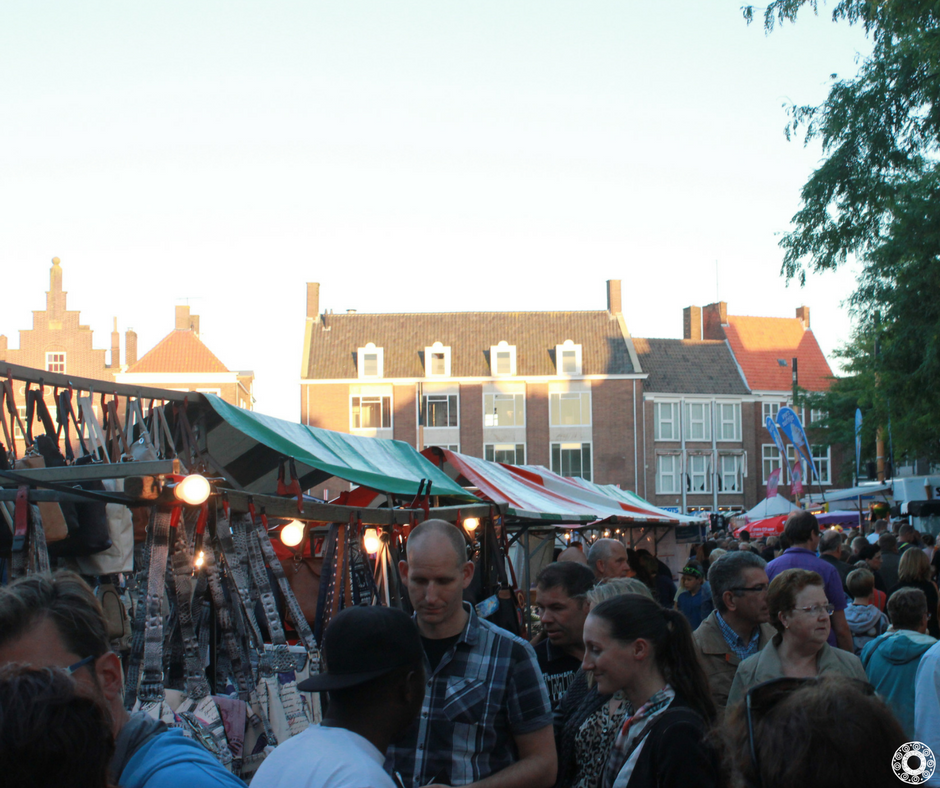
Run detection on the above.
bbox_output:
[1,2,871,420]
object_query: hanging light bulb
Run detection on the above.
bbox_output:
[564,532,571,542]
[463,517,480,533]
[363,528,381,554]
[280,520,305,547]
[604,529,611,538]
[174,474,211,506]
[193,550,205,569]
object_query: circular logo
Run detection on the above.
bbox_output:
[893,742,936,784]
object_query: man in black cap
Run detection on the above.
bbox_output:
[252,605,426,788]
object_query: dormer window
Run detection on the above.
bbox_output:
[425,342,451,377]
[490,341,516,376]
[556,340,582,376]
[357,343,384,379]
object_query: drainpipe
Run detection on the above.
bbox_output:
[680,397,687,514]
[712,398,718,515]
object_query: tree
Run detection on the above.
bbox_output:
[745,1,940,464]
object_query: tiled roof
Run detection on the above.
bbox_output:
[305,311,636,378]
[127,329,230,374]
[722,315,833,391]
[632,338,749,395]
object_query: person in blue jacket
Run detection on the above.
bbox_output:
[675,561,713,631]
[860,586,937,737]
[0,571,244,788]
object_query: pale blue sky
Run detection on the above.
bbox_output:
[2,2,869,419]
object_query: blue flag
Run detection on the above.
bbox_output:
[776,406,818,482]
[855,408,863,480]
[765,416,788,460]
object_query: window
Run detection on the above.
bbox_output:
[485,443,525,465]
[719,455,744,493]
[490,342,516,376]
[555,340,583,376]
[424,342,451,377]
[809,408,828,424]
[684,402,711,441]
[688,454,711,493]
[809,444,831,485]
[351,396,391,429]
[551,442,592,481]
[654,402,680,441]
[357,343,384,379]
[422,394,458,428]
[717,402,741,441]
[656,454,680,494]
[762,402,787,423]
[484,393,524,427]
[45,352,66,374]
[424,444,459,452]
[762,444,782,484]
[550,392,591,426]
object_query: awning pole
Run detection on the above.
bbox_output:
[523,528,532,638]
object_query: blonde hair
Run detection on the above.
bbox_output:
[587,577,653,606]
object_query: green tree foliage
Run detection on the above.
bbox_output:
[745,1,940,463]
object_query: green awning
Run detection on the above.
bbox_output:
[201,394,476,501]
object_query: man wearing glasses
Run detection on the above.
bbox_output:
[692,551,776,713]
[0,571,243,788]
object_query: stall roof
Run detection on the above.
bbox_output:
[201,395,476,500]
[803,483,892,505]
[422,448,700,526]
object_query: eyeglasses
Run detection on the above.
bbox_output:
[65,655,96,675]
[730,584,768,594]
[745,677,874,788]
[792,603,835,617]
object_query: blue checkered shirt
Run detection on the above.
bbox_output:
[716,611,762,662]
[385,603,553,787]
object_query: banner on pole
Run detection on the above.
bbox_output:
[776,407,819,482]
[790,461,803,497]
[766,467,781,500]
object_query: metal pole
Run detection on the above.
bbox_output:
[523,528,532,638]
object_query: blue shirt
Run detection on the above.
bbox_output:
[766,547,847,647]
[915,640,940,786]
[676,583,713,631]
[715,611,762,663]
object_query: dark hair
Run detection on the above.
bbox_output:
[898,523,915,538]
[783,510,819,545]
[888,587,929,630]
[707,551,767,612]
[878,533,898,553]
[717,677,906,788]
[536,562,595,599]
[0,572,109,660]
[858,543,881,563]
[0,665,115,788]
[589,594,716,723]
[767,569,823,638]
[626,549,654,588]
[845,568,874,599]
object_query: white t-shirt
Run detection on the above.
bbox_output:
[251,724,397,788]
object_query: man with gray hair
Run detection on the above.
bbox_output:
[585,538,630,580]
[819,529,852,595]
[692,552,775,712]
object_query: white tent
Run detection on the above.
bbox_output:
[733,495,800,526]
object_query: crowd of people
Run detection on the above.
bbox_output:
[1,513,938,788]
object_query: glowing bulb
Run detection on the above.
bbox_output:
[194,550,205,569]
[280,520,305,547]
[604,530,610,537]
[363,528,381,554]
[463,517,480,533]
[564,532,571,542]
[174,474,211,506]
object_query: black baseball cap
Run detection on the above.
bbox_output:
[297,605,423,692]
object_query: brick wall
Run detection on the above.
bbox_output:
[459,384,483,457]
[526,383,549,468]
[393,385,416,445]
[591,379,635,488]
[302,384,351,432]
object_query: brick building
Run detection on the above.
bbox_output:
[115,305,254,410]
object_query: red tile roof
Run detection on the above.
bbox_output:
[127,330,230,374]
[722,315,833,391]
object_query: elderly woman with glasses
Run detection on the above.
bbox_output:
[726,569,866,707]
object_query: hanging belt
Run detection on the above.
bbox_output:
[137,508,174,703]
[125,507,156,710]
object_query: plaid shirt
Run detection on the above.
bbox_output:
[385,603,552,787]
[715,611,762,662]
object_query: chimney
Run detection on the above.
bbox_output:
[0,335,7,359]
[683,306,702,340]
[47,256,66,317]
[111,317,120,369]
[307,282,320,319]
[125,330,138,367]
[796,306,810,329]
[175,305,191,331]
[190,314,200,337]
[702,301,728,340]
[606,279,622,314]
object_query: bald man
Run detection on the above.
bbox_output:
[586,538,631,580]
[387,520,555,788]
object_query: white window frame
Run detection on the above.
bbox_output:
[550,391,591,427]
[684,401,711,442]
[424,342,451,377]
[350,394,392,430]
[717,402,741,442]
[45,352,66,374]
[555,340,583,376]
[550,441,592,481]
[484,392,525,427]
[490,341,517,376]
[719,454,744,494]
[654,401,680,441]
[356,343,384,379]
[484,443,526,465]
[656,454,681,494]
[687,454,712,494]
[807,444,831,485]
[424,443,459,452]
[809,408,827,424]
[422,393,459,428]
[762,402,784,422]
[761,444,784,484]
